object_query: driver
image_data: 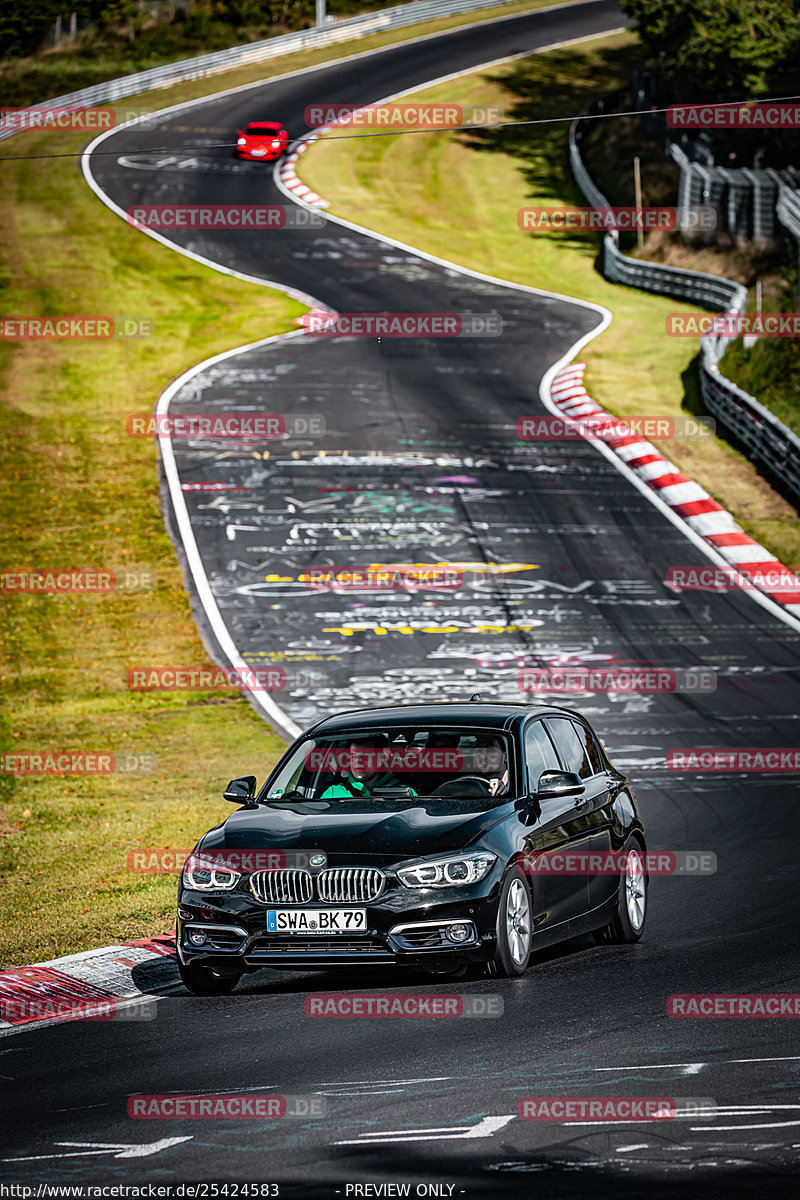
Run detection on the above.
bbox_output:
[321,735,418,799]
[475,735,509,797]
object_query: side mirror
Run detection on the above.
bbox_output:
[536,769,584,798]
[223,775,258,807]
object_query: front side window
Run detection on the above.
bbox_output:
[573,722,605,775]
[523,720,561,791]
[544,717,592,779]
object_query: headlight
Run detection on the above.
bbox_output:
[271,140,281,148]
[237,138,246,146]
[396,851,496,889]
[182,854,240,892]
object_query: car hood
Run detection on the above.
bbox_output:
[198,796,514,862]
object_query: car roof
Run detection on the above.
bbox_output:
[244,122,282,130]
[305,701,588,738]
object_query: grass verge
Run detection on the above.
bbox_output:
[300,31,800,567]
[0,121,306,968]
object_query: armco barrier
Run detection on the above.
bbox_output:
[0,0,525,145]
[569,97,800,509]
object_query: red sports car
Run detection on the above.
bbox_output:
[236,122,289,161]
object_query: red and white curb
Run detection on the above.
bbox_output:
[280,134,342,333]
[279,135,330,209]
[550,363,800,614]
[0,933,177,1032]
[281,100,388,213]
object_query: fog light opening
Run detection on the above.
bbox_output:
[446,923,472,944]
[188,930,207,946]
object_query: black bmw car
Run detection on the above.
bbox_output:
[176,701,648,994]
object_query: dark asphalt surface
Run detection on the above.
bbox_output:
[3,2,800,1195]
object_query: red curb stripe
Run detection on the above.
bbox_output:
[706,532,761,547]
[672,498,726,517]
[649,473,691,489]
[627,453,667,471]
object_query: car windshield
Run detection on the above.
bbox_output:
[245,124,281,134]
[263,727,515,803]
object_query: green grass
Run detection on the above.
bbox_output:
[300,31,800,566]
[720,271,800,444]
[0,115,306,967]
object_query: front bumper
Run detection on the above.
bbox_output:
[237,148,283,161]
[177,883,499,971]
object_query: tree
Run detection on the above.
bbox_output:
[620,0,800,102]
[0,1,67,58]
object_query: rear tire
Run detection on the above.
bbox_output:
[178,957,242,995]
[593,838,647,945]
[484,866,532,977]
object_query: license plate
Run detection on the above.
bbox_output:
[266,908,366,934]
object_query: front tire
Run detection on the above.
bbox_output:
[485,866,533,977]
[178,957,242,995]
[593,838,647,945]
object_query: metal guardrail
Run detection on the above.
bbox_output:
[569,97,800,508]
[700,358,800,502]
[778,184,800,240]
[0,0,525,144]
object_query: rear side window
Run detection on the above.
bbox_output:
[544,717,592,779]
[523,720,561,791]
